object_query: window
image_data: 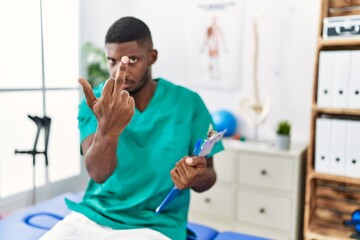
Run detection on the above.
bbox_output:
[0,0,84,203]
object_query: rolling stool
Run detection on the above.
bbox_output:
[214,231,270,240]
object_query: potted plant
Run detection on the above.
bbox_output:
[82,42,109,88]
[275,120,291,150]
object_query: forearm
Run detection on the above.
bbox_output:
[84,131,118,183]
[78,56,134,184]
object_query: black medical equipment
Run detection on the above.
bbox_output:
[14,115,51,204]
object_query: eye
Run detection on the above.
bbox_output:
[129,57,138,64]
[108,59,116,66]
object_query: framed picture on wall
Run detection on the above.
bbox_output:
[187,0,243,90]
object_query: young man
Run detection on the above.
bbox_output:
[40,16,223,240]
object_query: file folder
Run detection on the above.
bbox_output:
[349,50,360,109]
[330,119,347,176]
[345,120,360,178]
[317,51,334,107]
[315,118,332,174]
[333,51,351,108]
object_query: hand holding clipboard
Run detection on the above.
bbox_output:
[155,125,227,214]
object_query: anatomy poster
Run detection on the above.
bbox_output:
[187,0,242,90]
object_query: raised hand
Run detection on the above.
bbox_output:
[79,56,135,139]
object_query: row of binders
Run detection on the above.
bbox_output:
[317,50,360,109]
[315,118,360,178]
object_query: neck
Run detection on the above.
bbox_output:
[133,78,157,112]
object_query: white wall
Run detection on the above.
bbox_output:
[80,0,320,144]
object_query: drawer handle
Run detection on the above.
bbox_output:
[204,198,211,203]
[260,169,267,175]
[259,208,266,214]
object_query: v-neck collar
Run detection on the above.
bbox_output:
[134,78,163,115]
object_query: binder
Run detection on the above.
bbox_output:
[349,50,360,109]
[315,118,332,174]
[317,51,334,107]
[333,51,351,108]
[330,119,347,176]
[345,120,360,178]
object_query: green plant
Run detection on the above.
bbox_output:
[82,42,108,88]
[276,120,291,135]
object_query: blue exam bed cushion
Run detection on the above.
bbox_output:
[0,192,82,240]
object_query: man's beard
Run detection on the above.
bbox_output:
[128,69,150,96]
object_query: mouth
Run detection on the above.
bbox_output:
[123,80,133,89]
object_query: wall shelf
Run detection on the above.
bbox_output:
[305,223,354,240]
[304,0,360,239]
[308,171,360,185]
[312,106,360,116]
[319,38,360,47]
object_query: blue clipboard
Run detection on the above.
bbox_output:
[155,128,227,214]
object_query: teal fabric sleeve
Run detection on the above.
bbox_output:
[77,83,104,143]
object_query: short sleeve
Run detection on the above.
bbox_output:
[77,83,104,143]
[77,99,97,143]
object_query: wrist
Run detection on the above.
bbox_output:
[94,130,119,146]
[192,169,217,192]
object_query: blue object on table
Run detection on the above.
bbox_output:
[344,208,360,233]
[212,110,237,137]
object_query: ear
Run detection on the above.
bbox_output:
[149,49,158,65]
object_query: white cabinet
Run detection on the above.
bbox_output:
[189,139,307,240]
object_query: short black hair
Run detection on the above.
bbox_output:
[105,16,153,48]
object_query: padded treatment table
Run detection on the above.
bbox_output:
[0,192,268,240]
[0,192,83,240]
[187,222,218,240]
[0,192,219,240]
[214,231,270,240]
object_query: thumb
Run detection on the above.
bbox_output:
[185,157,206,167]
[78,77,96,108]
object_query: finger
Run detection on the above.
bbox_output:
[175,161,189,178]
[128,96,135,106]
[127,97,135,115]
[170,169,186,190]
[78,77,96,108]
[117,90,130,106]
[185,157,207,167]
[114,56,129,94]
[120,89,130,99]
[101,79,115,103]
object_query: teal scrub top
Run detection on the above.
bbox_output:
[67,78,224,240]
